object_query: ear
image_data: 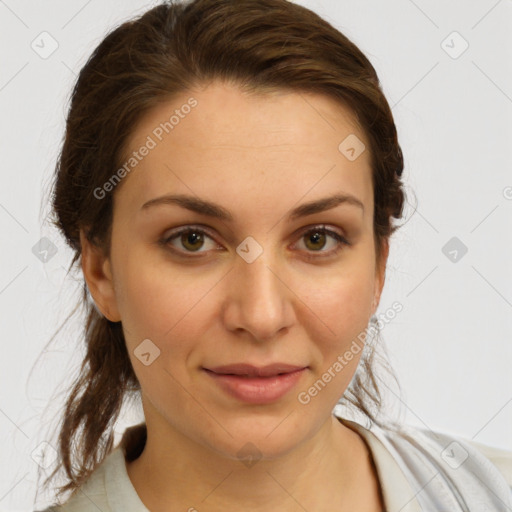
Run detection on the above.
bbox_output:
[371,238,389,316]
[79,229,121,322]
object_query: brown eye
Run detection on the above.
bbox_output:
[161,226,219,255]
[294,226,349,258]
[180,230,205,251]
[304,230,327,251]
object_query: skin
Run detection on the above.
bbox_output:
[80,80,388,511]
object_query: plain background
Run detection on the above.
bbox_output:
[1,0,511,510]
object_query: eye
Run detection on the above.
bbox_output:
[293,225,350,258]
[159,224,350,259]
[160,226,220,256]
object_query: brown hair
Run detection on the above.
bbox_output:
[40,0,406,501]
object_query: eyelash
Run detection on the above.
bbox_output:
[159,224,350,260]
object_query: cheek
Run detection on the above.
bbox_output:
[298,262,375,340]
[116,262,209,412]
[293,255,376,380]
[293,272,374,407]
[114,253,223,367]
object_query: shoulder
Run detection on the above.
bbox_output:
[462,437,512,486]
[411,426,512,487]
[34,450,118,512]
[34,424,147,512]
[375,420,512,507]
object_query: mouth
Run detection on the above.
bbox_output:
[202,363,308,404]
[204,363,308,378]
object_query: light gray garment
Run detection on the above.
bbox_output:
[36,415,512,511]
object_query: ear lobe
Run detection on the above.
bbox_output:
[79,229,121,322]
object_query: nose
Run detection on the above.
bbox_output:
[221,246,295,342]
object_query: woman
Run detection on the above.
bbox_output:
[35,0,512,510]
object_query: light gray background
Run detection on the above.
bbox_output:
[1,0,511,510]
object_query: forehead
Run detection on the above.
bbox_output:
[115,81,373,218]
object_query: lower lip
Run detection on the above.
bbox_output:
[204,368,307,404]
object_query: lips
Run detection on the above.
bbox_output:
[204,363,307,378]
[203,363,308,404]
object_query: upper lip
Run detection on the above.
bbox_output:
[204,363,307,378]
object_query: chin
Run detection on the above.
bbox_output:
[197,414,314,464]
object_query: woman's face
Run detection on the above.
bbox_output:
[84,81,387,460]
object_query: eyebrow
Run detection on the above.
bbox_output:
[140,193,364,220]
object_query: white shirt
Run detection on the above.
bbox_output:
[37,414,512,511]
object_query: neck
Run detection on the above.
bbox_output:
[125,413,381,512]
